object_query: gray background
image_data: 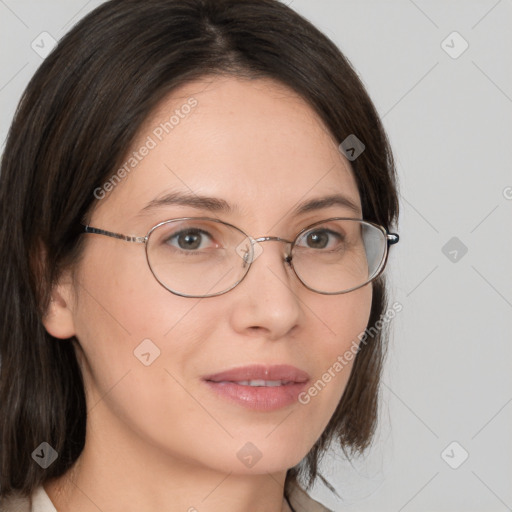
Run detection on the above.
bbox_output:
[1,1,511,510]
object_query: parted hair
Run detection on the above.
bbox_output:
[0,0,399,501]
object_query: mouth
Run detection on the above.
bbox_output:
[202,364,310,411]
[218,379,295,387]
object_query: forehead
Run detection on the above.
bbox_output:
[92,76,361,228]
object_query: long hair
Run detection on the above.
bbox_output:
[0,0,399,499]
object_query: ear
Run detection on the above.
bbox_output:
[42,272,77,339]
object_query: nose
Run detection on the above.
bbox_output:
[228,239,302,340]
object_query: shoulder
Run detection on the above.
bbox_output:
[288,481,333,512]
[1,484,332,512]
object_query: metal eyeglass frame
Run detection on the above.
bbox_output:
[81,217,399,298]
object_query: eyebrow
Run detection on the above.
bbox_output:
[137,191,361,217]
[138,191,234,216]
[292,194,362,217]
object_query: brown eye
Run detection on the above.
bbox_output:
[306,231,328,248]
[297,229,342,250]
[165,229,213,251]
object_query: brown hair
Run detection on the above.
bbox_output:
[0,0,399,501]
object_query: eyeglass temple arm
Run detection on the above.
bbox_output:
[82,223,399,246]
[387,233,399,245]
[82,225,147,244]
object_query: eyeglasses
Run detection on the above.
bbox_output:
[81,217,399,298]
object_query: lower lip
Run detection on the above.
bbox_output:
[203,380,309,411]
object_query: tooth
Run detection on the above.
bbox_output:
[249,379,267,386]
[264,380,283,387]
[234,380,284,387]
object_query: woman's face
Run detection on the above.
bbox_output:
[47,76,372,475]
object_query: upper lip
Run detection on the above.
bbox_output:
[203,364,310,383]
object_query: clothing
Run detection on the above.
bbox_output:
[0,486,54,512]
[0,483,333,512]
[286,482,333,512]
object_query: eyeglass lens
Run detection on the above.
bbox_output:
[146,218,387,297]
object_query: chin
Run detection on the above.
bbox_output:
[187,439,309,476]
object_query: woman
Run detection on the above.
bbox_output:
[0,1,399,511]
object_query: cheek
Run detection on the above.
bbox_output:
[74,241,215,340]
[308,283,373,366]
[295,284,373,435]
[70,246,230,460]
[71,244,219,403]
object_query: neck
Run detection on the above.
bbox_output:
[44,412,292,512]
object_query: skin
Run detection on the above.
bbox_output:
[43,76,372,512]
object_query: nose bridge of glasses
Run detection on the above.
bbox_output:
[240,236,293,266]
[252,235,293,245]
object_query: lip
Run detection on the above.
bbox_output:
[203,364,310,383]
[202,364,310,411]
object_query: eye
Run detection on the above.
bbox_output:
[165,229,216,251]
[296,228,343,250]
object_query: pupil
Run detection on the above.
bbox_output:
[178,232,201,250]
[307,231,328,249]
